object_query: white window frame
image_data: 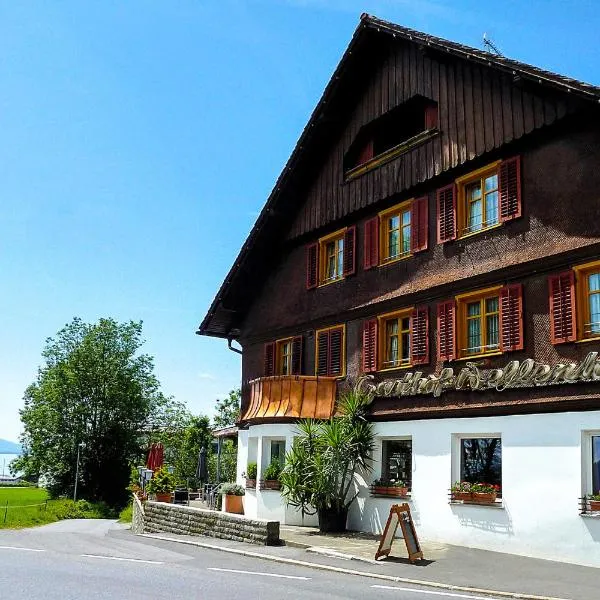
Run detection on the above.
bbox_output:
[582,430,600,497]
[451,433,503,502]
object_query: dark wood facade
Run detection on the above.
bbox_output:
[198,15,600,422]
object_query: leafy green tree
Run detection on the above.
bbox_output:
[14,317,174,507]
[213,388,241,429]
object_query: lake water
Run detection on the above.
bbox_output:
[0,454,20,478]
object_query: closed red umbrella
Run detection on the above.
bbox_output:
[146,442,165,472]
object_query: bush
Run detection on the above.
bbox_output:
[263,460,282,482]
[146,466,177,494]
[246,462,257,479]
[219,483,244,496]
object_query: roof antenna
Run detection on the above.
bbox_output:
[483,33,503,57]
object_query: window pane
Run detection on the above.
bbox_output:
[401,332,410,362]
[460,438,502,490]
[402,225,411,254]
[486,314,499,349]
[485,191,499,225]
[593,436,600,495]
[388,229,399,258]
[589,274,600,335]
[467,301,481,317]
[589,273,600,292]
[271,440,286,466]
[484,174,498,192]
[336,238,344,277]
[467,318,481,353]
[382,440,412,488]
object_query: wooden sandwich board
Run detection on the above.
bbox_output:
[375,503,423,562]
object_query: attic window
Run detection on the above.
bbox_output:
[344,96,438,180]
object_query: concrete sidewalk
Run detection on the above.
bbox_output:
[139,524,599,600]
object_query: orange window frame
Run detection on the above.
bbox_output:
[456,286,502,359]
[378,200,413,265]
[318,228,346,286]
[377,308,413,370]
[575,260,600,342]
[276,338,293,375]
[456,161,501,239]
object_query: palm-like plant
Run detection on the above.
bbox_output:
[279,388,374,532]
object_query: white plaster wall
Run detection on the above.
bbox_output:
[243,411,600,567]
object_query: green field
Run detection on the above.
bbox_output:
[0,487,114,529]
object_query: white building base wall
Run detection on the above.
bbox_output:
[237,411,600,567]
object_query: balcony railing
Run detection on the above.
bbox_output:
[241,375,338,423]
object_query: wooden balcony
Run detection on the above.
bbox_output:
[241,375,338,423]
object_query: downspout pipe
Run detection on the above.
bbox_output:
[227,338,242,355]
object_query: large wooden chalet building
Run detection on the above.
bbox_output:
[198,14,600,565]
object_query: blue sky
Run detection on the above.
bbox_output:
[0,1,599,442]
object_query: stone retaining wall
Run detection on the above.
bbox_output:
[143,501,280,545]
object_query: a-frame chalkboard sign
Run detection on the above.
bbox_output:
[375,503,423,563]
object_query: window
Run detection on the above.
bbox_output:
[381,439,412,489]
[459,437,502,496]
[315,325,345,377]
[276,338,292,375]
[270,440,286,467]
[437,156,521,244]
[457,163,500,237]
[593,435,600,496]
[264,337,303,376]
[573,261,600,342]
[457,287,501,358]
[344,96,438,179]
[380,202,412,264]
[364,197,428,270]
[320,229,344,284]
[379,309,412,369]
[306,228,355,289]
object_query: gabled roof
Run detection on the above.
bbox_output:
[197,13,600,340]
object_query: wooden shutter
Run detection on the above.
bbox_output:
[410,196,429,253]
[437,300,456,361]
[437,184,457,243]
[548,271,577,344]
[357,139,374,166]
[329,327,344,376]
[264,342,275,376]
[291,336,303,375]
[500,284,524,352]
[362,319,378,373]
[411,306,430,365]
[499,156,522,222]
[343,226,356,276]
[306,242,318,289]
[363,217,379,270]
[316,329,330,376]
[424,104,438,130]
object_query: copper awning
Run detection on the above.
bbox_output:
[242,375,337,423]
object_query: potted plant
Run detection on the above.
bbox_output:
[588,493,600,512]
[261,459,282,490]
[243,462,257,489]
[372,478,409,497]
[470,482,500,504]
[451,481,472,502]
[146,466,176,503]
[220,482,245,514]
[280,388,374,533]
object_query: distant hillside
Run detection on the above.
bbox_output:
[0,439,21,454]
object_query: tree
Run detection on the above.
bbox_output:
[280,388,374,532]
[213,388,241,429]
[14,317,175,507]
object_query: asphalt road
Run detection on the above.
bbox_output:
[0,520,503,600]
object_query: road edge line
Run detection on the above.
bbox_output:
[138,533,570,600]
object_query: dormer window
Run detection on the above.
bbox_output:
[344,96,438,180]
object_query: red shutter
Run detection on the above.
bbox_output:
[437,184,457,243]
[411,306,430,365]
[437,300,456,361]
[264,342,275,376]
[329,327,344,376]
[357,139,374,166]
[410,196,429,253]
[548,271,577,344]
[500,284,524,352]
[343,226,356,276]
[316,330,330,376]
[291,336,303,375]
[362,319,378,373]
[424,104,438,130]
[499,156,522,222]
[306,242,318,289]
[363,217,379,270]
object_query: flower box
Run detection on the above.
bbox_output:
[260,480,281,491]
[588,500,600,512]
[245,479,256,489]
[372,486,409,497]
[451,492,472,502]
[470,492,497,504]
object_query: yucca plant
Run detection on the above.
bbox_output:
[279,387,374,532]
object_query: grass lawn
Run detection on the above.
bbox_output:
[0,487,115,529]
